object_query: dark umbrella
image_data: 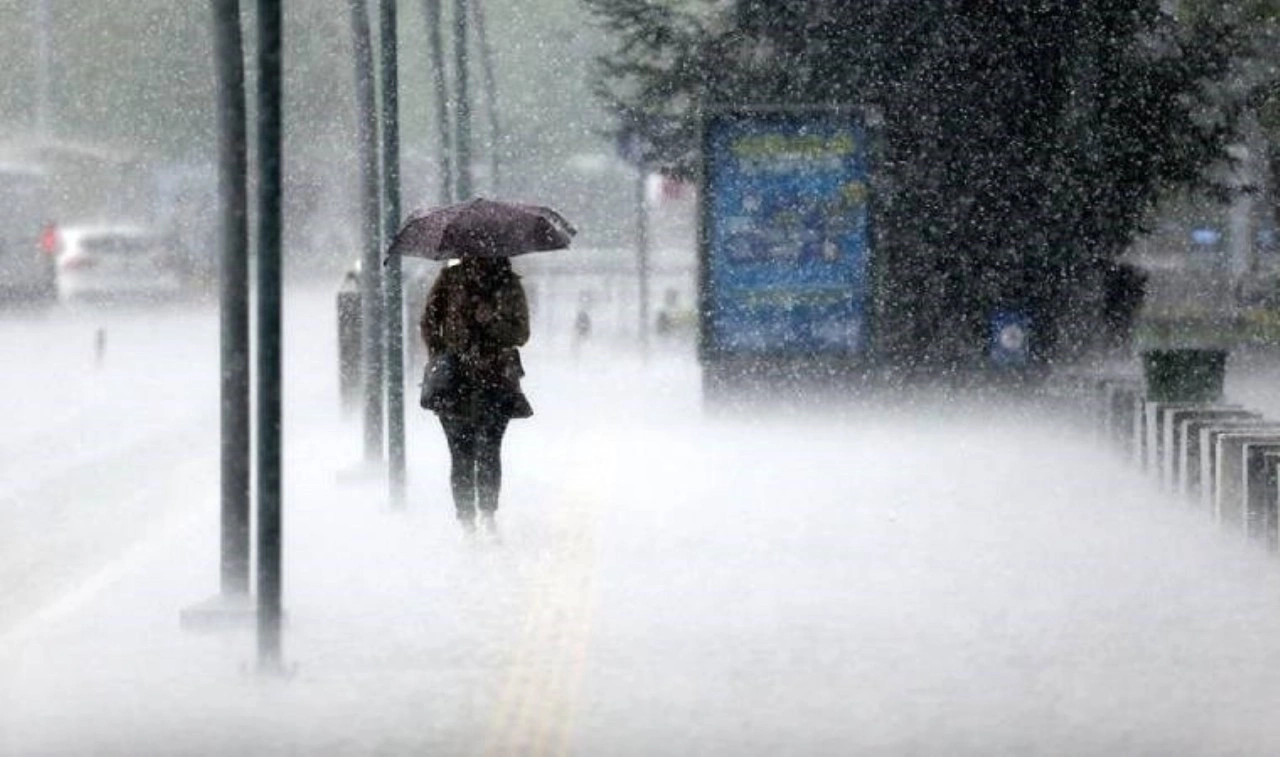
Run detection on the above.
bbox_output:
[385,197,576,261]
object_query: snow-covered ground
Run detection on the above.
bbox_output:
[4,282,1280,755]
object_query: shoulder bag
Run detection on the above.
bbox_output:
[419,352,460,411]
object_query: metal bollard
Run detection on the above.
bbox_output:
[1158,405,1243,491]
[1172,409,1257,497]
[1212,431,1280,531]
[337,275,362,414]
[1139,347,1227,474]
[1144,401,1203,476]
[1243,443,1280,544]
[1264,451,1280,551]
[1196,421,1272,511]
[1199,423,1280,518]
[1130,389,1147,468]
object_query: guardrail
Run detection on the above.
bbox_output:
[1051,348,1280,553]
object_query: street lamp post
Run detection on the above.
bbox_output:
[213,0,251,599]
[473,0,501,194]
[351,0,385,463]
[381,0,406,506]
[255,0,285,671]
[636,164,650,357]
[178,0,254,636]
[33,0,51,135]
[424,0,454,204]
[454,0,472,201]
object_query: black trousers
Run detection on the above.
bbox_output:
[439,412,510,519]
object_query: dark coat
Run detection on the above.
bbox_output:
[420,260,532,419]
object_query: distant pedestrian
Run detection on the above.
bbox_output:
[574,307,593,341]
[419,257,532,538]
[571,290,593,358]
[655,288,681,337]
[94,327,107,367]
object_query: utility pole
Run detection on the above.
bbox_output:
[178,0,253,634]
[472,0,501,194]
[351,0,385,463]
[636,163,650,357]
[454,0,473,200]
[622,122,652,357]
[213,0,251,599]
[33,0,50,135]
[424,0,454,204]
[381,0,406,507]
[255,0,285,672]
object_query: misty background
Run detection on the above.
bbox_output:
[0,0,685,276]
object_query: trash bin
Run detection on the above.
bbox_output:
[1142,348,1226,403]
[337,273,362,413]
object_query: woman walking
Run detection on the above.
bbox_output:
[420,257,532,537]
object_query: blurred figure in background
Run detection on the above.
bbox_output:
[572,290,593,357]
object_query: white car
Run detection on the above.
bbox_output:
[54,224,185,303]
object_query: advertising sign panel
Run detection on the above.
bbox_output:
[700,108,871,359]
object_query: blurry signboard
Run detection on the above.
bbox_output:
[700,108,871,358]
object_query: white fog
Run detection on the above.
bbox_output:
[2,284,1280,755]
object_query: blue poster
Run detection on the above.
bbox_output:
[703,110,871,355]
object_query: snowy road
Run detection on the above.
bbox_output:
[0,298,223,634]
[4,283,1280,755]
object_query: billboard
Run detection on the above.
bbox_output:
[700,108,872,359]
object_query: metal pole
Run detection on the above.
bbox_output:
[351,0,385,462]
[454,0,473,201]
[424,0,454,204]
[213,0,251,597]
[381,0,406,507]
[472,0,500,194]
[33,0,50,135]
[636,166,650,357]
[255,0,284,671]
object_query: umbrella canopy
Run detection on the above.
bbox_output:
[386,197,576,261]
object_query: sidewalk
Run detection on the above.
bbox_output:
[7,350,1280,755]
[0,348,694,756]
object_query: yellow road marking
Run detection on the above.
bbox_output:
[482,446,612,757]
